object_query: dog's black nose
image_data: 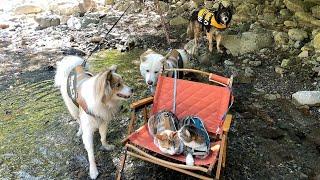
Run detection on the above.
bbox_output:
[147,80,153,85]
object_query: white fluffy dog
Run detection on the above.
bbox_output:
[54,56,133,179]
[140,49,190,93]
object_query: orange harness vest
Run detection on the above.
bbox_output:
[197,8,227,30]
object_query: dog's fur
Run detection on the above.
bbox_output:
[140,49,190,93]
[54,56,132,179]
[188,4,233,53]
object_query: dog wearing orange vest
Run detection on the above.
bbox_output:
[54,56,133,179]
[188,3,233,54]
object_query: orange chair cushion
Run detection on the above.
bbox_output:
[152,76,231,134]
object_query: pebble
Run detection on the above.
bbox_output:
[298,51,308,58]
[224,60,234,66]
[275,66,285,75]
[249,61,262,67]
[281,59,290,68]
[244,67,254,77]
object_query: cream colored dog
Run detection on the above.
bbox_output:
[54,56,133,179]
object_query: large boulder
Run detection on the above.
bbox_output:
[288,28,308,41]
[34,14,60,29]
[283,0,306,12]
[14,4,43,15]
[221,31,273,56]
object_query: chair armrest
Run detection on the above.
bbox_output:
[223,115,232,133]
[130,96,154,109]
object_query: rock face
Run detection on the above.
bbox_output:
[222,32,273,56]
[288,29,308,41]
[35,15,60,29]
[292,91,320,106]
[14,4,43,15]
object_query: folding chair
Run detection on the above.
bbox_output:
[117,69,234,180]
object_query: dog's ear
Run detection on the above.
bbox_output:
[218,3,223,10]
[160,57,166,63]
[96,70,112,102]
[110,65,117,73]
[140,56,148,62]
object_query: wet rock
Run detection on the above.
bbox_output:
[288,29,308,41]
[169,16,188,26]
[67,17,81,30]
[298,50,308,58]
[35,14,60,29]
[274,32,289,46]
[313,33,320,52]
[14,4,43,15]
[292,91,320,106]
[283,0,306,12]
[222,31,273,56]
[0,24,9,29]
[311,6,320,19]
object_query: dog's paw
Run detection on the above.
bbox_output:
[186,153,194,166]
[89,166,99,179]
[217,49,224,53]
[100,144,115,151]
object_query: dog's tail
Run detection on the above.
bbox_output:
[54,56,85,87]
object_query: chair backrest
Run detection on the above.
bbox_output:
[152,76,232,134]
